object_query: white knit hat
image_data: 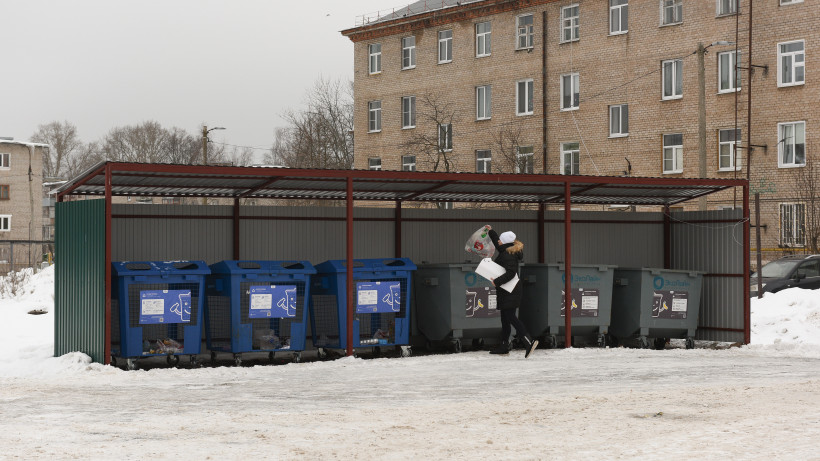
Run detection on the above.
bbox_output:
[499,231,516,244]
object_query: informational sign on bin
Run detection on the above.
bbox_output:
[560,288,599,318]
[249,285,297,319]
[652,290,688,319]
[356,281,401,313]
[465,286,499,318]
[139,289,192,324]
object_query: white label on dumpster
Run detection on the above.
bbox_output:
[488,294,497,310]
[358,289,378,306]
[581,295,598,310]
[671,297,688,312]
[141,298,165,316]
[250,293,273,311]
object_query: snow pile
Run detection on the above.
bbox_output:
[750,287,820,354]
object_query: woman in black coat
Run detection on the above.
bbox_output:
[488,228,538,358]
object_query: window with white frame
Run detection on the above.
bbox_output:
[780,0,804,5]
[609,104,629,137]
[662,59,683,99]
[368,158,382,170]
[780,203,805,247]
[0,215,9,232]
[561,142,580,175]
[0,153,9,169]
[476,150,492,173]
[561,73,580,110]
[661,0,682,25]
[516,79,534,115]
[368,43,382,74]
[439,124,453,151]
[402,36,416,69]
[516,146,534,173]
[560,6,579,43]
[368,100,382,132]
[402,96,416,129]
[778,40,805,87]
[778,121,806,167]
[439,30,453,63]
[717,0,736,15]
[718,51,741,93]
[610,0,628,34]
[402,155,416,171]
[663,133,683,173]
[718,128,741,170]
[476,85,492,120]
[476,22,491,57]
[0,185,8,200]
[517,14,534,49]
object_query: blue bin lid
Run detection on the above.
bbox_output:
[209,260,316,275]
[314,258,417,273]
[112,260,211,276]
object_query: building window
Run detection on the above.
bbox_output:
[778,40,805,87]
[0,153,9,169]
[778,121,806,167]
[476,22,491,57]
[368,101,382,133]
[560,6,579,43]
[561,73,580,110]
[609,104,629,137]
[402,155,416,171]
[718,128,741,171]
[718,51,741,93]
[661,0,682,25]
[368,158,382,170]
[516,79,534,116]
[476,85,492,120]
[516,146,534,174]
[610,0,628,35]
[663,133,683,173]
[0,185,8,200]
[402,96,416,129]
[439,30,453,63]
[0,215,9,232]
[402,36,416,70]
[780,203,805,247]
[368,43,382,74]
[717,0,736,15]
[780,0,803,5]
[517,14,534,49]
[662,59,683,99]
[561,142,580,175]
[439,124,453,152]
[476,150,492,173]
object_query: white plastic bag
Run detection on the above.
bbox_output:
[464,225,495,258]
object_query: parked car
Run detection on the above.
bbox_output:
[750,254,820,297]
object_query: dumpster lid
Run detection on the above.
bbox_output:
[112,260,211,276]
[315,258,417,273]
[209,260,317,275]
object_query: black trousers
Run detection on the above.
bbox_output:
[500,308,530,342]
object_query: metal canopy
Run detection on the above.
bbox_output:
[56,162,746,205]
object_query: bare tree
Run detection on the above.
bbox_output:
[102,121,168,163]
[492,125,528,174]
[163,127,201,164]
[270,77,354,169]
[399,92,461,173]
[30,121,83,178]
[226,146,255,167]
[792,157,820,253]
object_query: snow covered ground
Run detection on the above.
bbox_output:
[1,266,819,459]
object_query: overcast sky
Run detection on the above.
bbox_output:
[2,0,395,162]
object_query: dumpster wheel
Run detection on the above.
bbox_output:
[424,339,435,353]
[452,339,462,353]
[638,336,650,349]
[685,337,695,349]
[471,338,485,350]
[268,351,276,363]
[110,355,117,367]
[400,346,412,357]
[292,352,302,363]
[126,358,138,371]
[597,334,607,348]
[654,338,668,350]
[373,346,382,357]
[166,355,180,367]
[317,348,328,360]
[233,354,242,367]
[210,351,218,365]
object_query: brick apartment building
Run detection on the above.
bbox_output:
[0,139,47,272]
[342,0,820,263]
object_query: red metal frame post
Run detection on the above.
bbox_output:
[233,198,240,260]
[104,164,112,365]
[564,182,572,348]
[346,177,354,356]
[538,203,545,263]
[395,200,402,258]
[743,184,751,344]
[663,205,671,269]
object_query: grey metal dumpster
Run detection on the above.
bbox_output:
[610,268,704,349]
[414,263,501,352]
[519,264,616,348]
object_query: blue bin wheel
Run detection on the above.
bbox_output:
[372,346,381,357]
[452,339,462,353]
[685,337,695,350]
[292,352,302,363]
[268,351,275,363]
[233,354,242,367]
[166,355,180,367]
[210,351,218,364]
[317,348,327,360]
[126,358,138,371]
[189,355,201,368]
[400,346,412,358]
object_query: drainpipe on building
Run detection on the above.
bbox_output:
[541,10,548,175]
[697,42,707,211]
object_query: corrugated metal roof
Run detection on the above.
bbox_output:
[55,162,747,206]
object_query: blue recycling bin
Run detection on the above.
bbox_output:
[205,260,315,365]
[310,258,416,357]
[111,261,210,370]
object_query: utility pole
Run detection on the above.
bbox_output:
[201,125,225,205]
[697,42,707,211]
